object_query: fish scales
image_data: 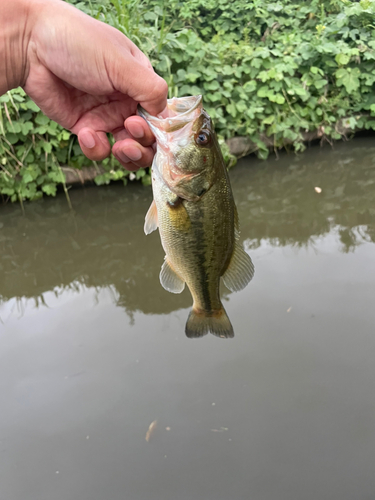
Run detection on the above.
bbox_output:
[156,175,234,313]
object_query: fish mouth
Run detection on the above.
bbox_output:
[138,95,203,133]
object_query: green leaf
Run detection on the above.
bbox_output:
[314,78,328,89]
[257,86,269,98]
[35,113,50,126]
[26,100,40,112]
[226,102,237,117]
[42,183,57,196]
[335,53,350,65]
[263,115,275,125]
[21,122,34,135]
[136,168,146,179]
[42,141,52,153]
[22,172,34,184]
[335,68,361,93]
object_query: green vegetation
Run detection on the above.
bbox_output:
[1,0,375,202]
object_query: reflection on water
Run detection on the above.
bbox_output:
[0,183,190,317]
[1,139,375,500]
[0,139,374,316]
[231,140,375,252]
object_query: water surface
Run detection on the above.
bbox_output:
[1,138,375,500]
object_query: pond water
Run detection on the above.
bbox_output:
[1,138,375,500]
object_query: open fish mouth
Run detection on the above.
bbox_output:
[138,95,208,196]
[138,95,202,122]
[137,95,203,139]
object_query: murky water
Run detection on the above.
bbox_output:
[1,138,375,500]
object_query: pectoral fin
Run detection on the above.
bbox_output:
[160,258,185,294]
[222,242,254,292]
[144,200,158,235]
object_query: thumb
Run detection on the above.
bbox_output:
[114,59,168,117]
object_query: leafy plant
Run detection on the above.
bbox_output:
[2,0,375,203]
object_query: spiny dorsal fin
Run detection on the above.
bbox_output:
[160,258,185,294]
[144,200,158,235]
[222,241,254,292]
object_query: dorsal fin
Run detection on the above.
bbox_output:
[222,241,254,292]
[144,200,158,235]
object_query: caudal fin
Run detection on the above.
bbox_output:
[185,306,234,339]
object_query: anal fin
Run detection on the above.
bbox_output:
[222,242,254,292]
[160,258,185,294]
[144,200,158,235]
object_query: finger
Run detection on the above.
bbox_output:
[124,116,155,147]
[112,138,154,171]
[136,71,168,117]
[113,59,168,117]
[77,128,111,161]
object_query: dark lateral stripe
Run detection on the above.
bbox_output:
[195,217,211,311]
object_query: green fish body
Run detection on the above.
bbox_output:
[139,96,254,338]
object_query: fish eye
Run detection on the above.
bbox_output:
[195,130,210,146]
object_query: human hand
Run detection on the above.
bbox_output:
[22,0,167,170]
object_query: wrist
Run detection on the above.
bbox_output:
[0,0,35,94]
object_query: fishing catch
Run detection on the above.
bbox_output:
[138,96,254,338]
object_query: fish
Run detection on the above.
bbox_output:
[138,95,254,338]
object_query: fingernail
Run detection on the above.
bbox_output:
[117,151,130,164]
[125,147,142,161]
[80,130,96,149]
[130,123,144,139]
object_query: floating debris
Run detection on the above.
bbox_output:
[145,420,157,442]
[287,307,292,313]
[314,187,322,193]
[165,427,171,431]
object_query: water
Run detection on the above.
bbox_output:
[1,138,375,500]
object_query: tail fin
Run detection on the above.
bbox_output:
[185,306,234,339]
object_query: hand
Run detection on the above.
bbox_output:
[23,0,167,170]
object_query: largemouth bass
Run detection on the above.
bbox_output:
[138,95,254,338]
